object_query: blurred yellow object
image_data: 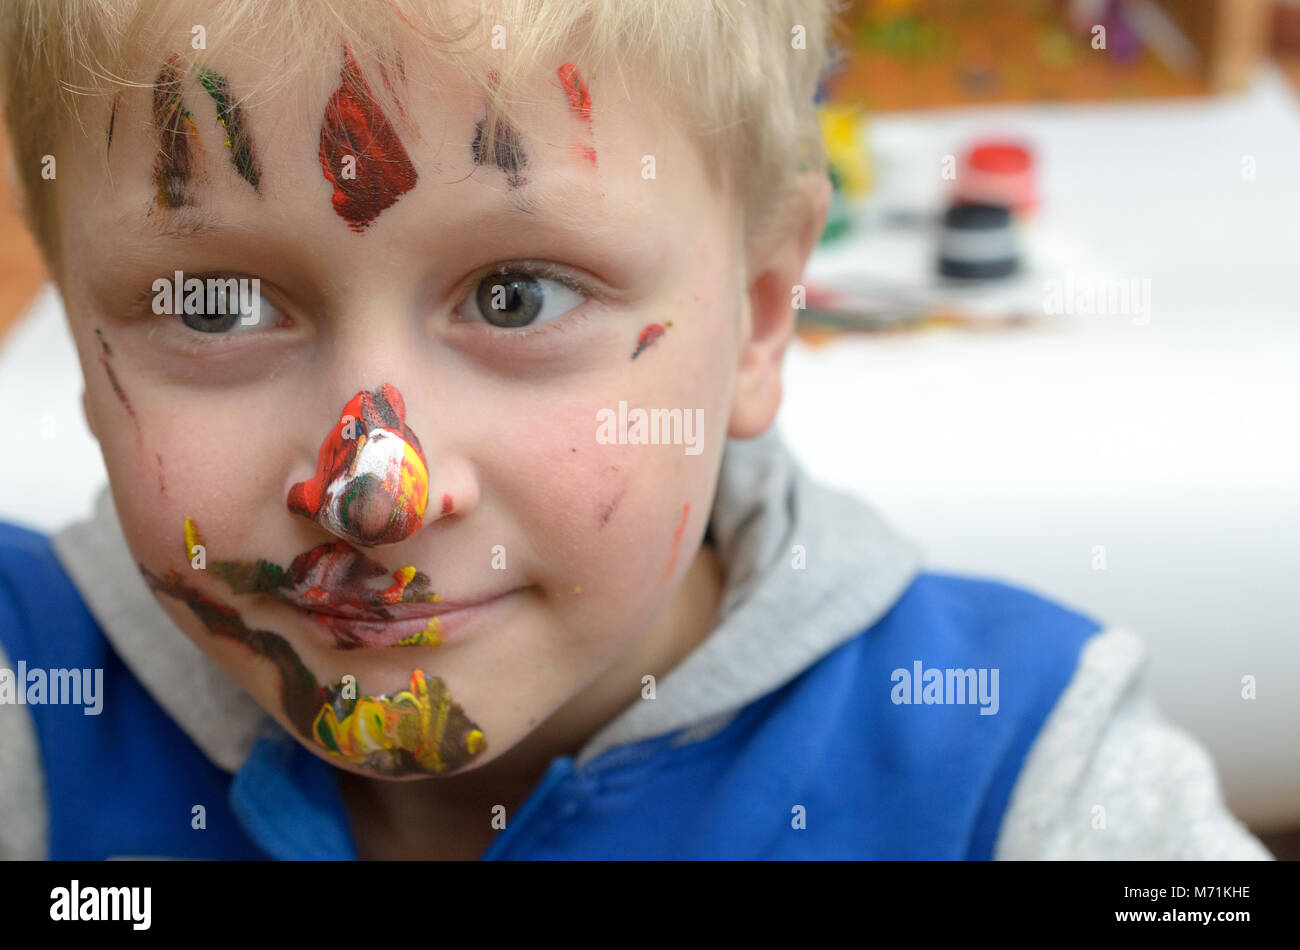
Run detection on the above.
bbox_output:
[817,104,872,200]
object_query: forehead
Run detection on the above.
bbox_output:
[65,30,720,264]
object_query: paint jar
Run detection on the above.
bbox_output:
[936,202,1019,280]
[954,140,1037,215]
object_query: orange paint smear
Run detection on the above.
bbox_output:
[662,502,690,581]
[556,63,597,167]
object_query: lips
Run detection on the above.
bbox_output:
[272,541,507,648]
[186,515,508,651]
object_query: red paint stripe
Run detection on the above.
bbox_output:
[556,63,597,167]
[631,322,667,360]
[663,502,690,580]
[319,46,419,232]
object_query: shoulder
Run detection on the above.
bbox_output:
[994,626,1273,859]
[0,520,65,860]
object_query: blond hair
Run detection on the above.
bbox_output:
[1,0,838,279]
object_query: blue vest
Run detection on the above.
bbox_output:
[0,521,1099,859]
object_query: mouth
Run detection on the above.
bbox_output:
[285,590,519,650]
[188,517,514,649]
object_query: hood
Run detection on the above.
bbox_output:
[49,427,922,774]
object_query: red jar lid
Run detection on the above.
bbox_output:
[967,142,1033,175]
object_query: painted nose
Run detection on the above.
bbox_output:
[287,384,430,546]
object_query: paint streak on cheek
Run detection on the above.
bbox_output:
[631,321,672,360]
[138,556,485,776]
[319,45,419,232]
[96,327,168,495]
[556,63,598,167]
[662,502,691,581]
[596,465,626,529]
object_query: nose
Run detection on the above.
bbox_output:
[287,383,431,546]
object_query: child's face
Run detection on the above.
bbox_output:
[54,32,753,778]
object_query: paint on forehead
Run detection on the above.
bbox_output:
[184,515,442,650]
[631,321,672,360]
[152,54,202,210]
[196,68,262,193]
[319,45,419,232]
[287,384,429,546]
[556,63,598,167]
[471,114,529,189]
[156,452,167,497]
[139,562,483,775]
[95,327,112,355]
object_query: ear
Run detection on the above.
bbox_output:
[727,169,831,440]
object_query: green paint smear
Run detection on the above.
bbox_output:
[197,68,261,192]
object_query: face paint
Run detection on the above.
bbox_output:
[106,93,120,157]
[98,327,168,493]
[185,516,443,650]
[314,668,485,772]
[471,72,528,190]
[153,54,201,209]
[597,486,624,528]
[319,45,418,232]
[631,321,671,360]
[287,384,429,547]
[662,502,691,581]
[196,69,262,192]
[556,63,598,167]
[99,356,135,418]
[139,562,483,776]
[440,493,454,516]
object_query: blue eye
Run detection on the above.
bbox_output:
[459,269,586,329]
[177,278,279,334]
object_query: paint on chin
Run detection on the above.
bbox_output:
[319,45,418,232]
[556,63,598,167]
[139,561,484,776]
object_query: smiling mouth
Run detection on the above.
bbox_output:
[186,516,516,651]
[286,590,519,650]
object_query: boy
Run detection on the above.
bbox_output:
[0,0,1271,859]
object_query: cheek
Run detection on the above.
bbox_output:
[107,391,296,562]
